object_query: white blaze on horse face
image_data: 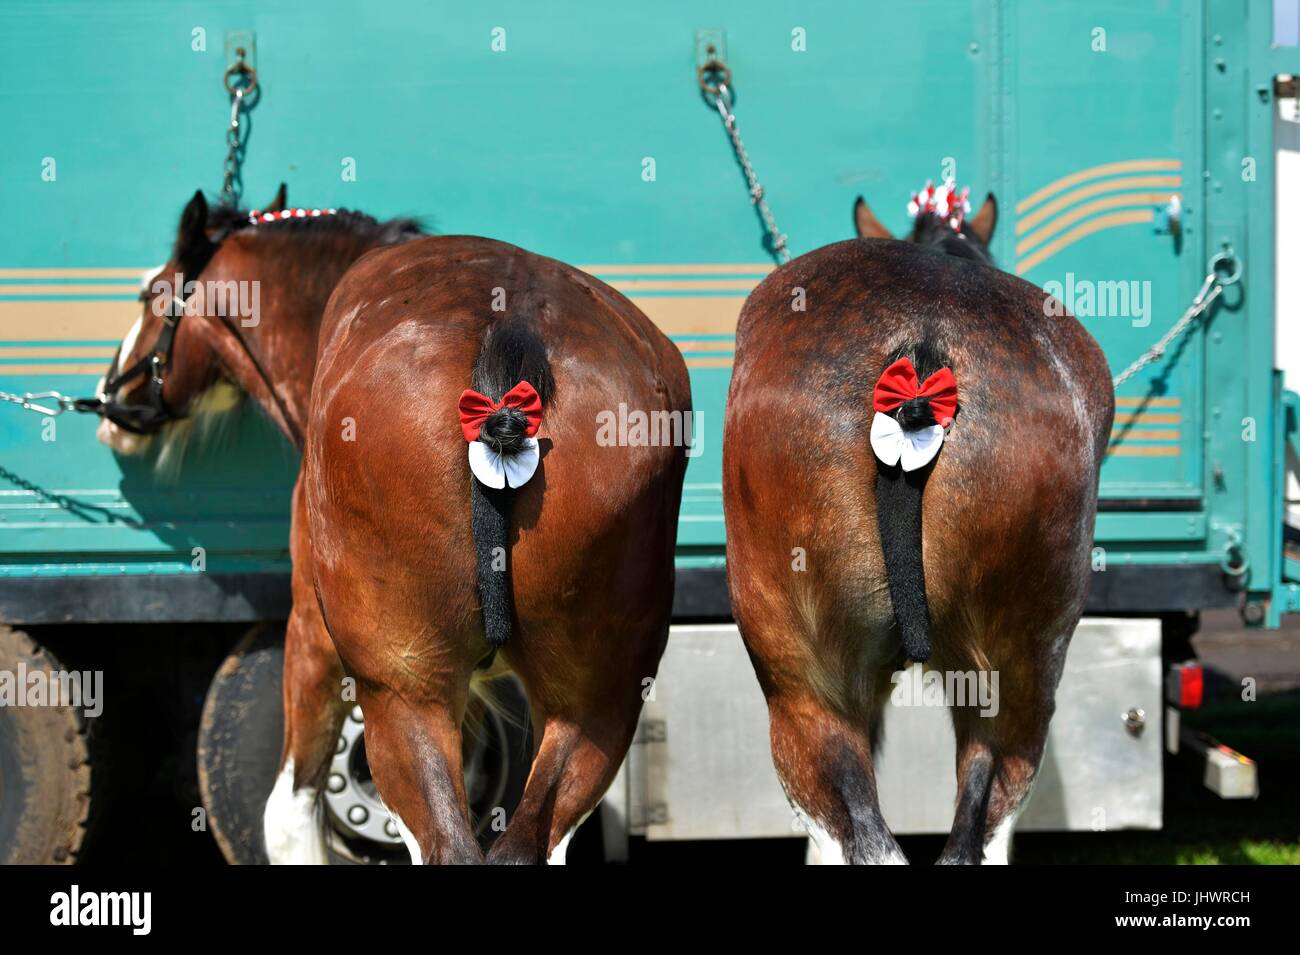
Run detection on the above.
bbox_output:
[115,315,145,381]
[113,263,166,384]
[263,758,328,865]
[95,313,150,455]
[95,264,167,455]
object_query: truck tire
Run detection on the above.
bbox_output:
[198,624,532,864]
[0,626,94,864]
[196,623,284,864]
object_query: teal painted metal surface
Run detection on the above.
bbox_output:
[0,1,1296,619]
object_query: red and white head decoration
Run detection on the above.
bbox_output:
[907,179,972,233]
[870,357,958,472]
[457,381,543,488]
[246,208,338,225]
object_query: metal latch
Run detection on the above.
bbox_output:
[638,718,667,744]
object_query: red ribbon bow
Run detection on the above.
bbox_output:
[873,357,958,426]
[458,381,543,442]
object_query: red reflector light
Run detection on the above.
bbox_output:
[1179,664,1204,708]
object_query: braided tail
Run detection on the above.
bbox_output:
[871,342,958,664]
[466,319,554,647]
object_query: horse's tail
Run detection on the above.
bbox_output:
[873,341,955,664]
[468,317,555,648]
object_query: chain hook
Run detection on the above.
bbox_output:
[1209,248,1242,287]
[1110,250,1241,389]
[698,51,790,265]
[221,48,258,204]
[222,47,258,97]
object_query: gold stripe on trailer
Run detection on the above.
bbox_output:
[1016,159,1183,214]
[0,363,108,375]
[1016,209,1156,275]
[609,279,760,293]
[0,267,147,279]
[0,346,116,358]
[1113,412,1181,424]
[1016,193,1182,256]
[1114,397,1181,407]
[1112,429,1181,441]
[631,296,743,337]
[0,284,142,297]
[0,301,140,340]
[1107,446,1181,457]
[675,340,736,352]
[580,263,774,276]
[1016,176,1180,235]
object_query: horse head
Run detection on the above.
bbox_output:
[96,187,421,468]
[853,184,998,265]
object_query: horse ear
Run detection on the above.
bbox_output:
[967,193,998,244]
[264,183,288,214]
[174,190,213,265]
[854,196,893,239]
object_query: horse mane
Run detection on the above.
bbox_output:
[205,204,426,247]
[907,213,991,264]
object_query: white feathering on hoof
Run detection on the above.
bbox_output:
[263,759,328,865]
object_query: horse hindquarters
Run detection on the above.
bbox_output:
[725,239,1113,866]
[305,236,690,865]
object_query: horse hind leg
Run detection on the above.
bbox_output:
[486,702,638,866]
[936,722,995,865]
[360,689,484,865]
[771,693,906,865]
[940,672,1057,865]
[263,606,348,865]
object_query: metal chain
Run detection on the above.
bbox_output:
[220,49,257,204]
[221,87,246,203]
[0,390,77,416]
[705,79,790,264]
[1111,251,1241,389]
[0,55,265,422]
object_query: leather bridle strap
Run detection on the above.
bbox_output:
[89,293,189,434]
[210,310,303,448]
[90,223,236,434]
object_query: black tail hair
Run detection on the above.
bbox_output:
[470,319,555,648]
[874,342,951,663]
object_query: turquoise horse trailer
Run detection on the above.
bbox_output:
[0,0,1293,862]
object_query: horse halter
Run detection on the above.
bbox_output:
[92,227,233,436]
[92,291,192,435]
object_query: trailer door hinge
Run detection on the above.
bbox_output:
[638,718,667,743]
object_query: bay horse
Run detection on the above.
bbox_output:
[102,193,690,864]
[301,235,690,863]
[95,188,426,862]
[722,183,1113,864]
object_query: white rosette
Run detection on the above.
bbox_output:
[468,437,540,489]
